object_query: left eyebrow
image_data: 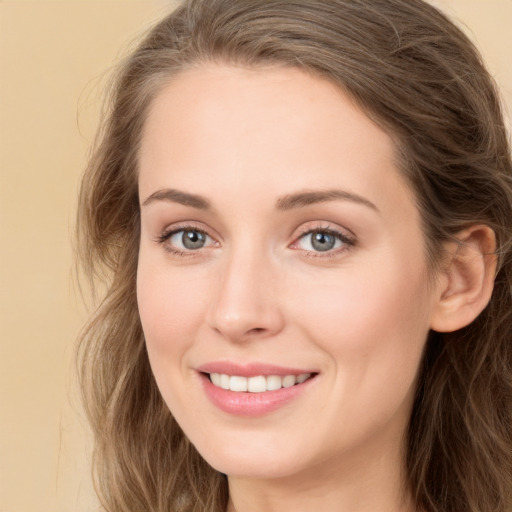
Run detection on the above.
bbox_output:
[142,188,212,210]
[275,189,379,212]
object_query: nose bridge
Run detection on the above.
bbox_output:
[206,239,283,341]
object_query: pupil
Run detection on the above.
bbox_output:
[182,230,205,249]
[311,231,335,251]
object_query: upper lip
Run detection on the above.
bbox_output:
[196,362,317,377]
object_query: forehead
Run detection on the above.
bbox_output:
[138,64,414,220]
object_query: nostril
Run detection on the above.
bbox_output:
[248,327,266,334]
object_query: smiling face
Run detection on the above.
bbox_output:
[137,64,439,483]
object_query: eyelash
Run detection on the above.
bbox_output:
[155,223,214,257]
[155,223,356,258]
[292,224,356,258]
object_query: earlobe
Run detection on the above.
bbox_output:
[430,225,497,333]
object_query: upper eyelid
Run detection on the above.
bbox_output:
[292,230,355,247]
[293,222,356,241]
[163,225,208,237]
[159,221,216,239]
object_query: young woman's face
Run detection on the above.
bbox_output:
[137,64,439,481]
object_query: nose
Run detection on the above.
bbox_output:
[206,248,285,343]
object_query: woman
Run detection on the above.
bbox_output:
[77,0,512,511]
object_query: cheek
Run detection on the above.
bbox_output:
[136,256,210,363]
[288,252,432,378]
[136,258,214,419]
[290,258,431,440]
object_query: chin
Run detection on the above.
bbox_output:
[193,435,306,479]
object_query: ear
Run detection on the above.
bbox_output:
[430,225,497,333]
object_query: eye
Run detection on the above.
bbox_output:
[171,229,210,250]
[157,227,215,254]
[293,228,354,254]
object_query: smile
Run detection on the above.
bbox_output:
[209,372,312,393]
[199,367,318,416]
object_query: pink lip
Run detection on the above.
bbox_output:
[196,363,318,417]
[197,361,315,377]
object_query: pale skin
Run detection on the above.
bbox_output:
[136,64,496,512]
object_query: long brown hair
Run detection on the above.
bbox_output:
[77,1,512,510]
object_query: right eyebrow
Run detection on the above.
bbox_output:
[141,188,212,210]
[275,189,379,213]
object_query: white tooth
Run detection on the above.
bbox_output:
[296,373,311,384]
[248,375,267,393]
[282,375,296,388]
[220,374,230,390]
[210,373,221,386]
[266,375,282,391]
[229,375,248,392]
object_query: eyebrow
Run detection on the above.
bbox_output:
[142,189,211,210]
[142,187,379,213]
[275,189,379,212]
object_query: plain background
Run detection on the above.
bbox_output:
[0,1,510,511]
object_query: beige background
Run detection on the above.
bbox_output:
[1,1,510,511]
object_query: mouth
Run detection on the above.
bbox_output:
[207,372,314,393]
[197,362,318,415]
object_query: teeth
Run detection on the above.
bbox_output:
[282,375,296,388]
[266,375,282,391]
[209,373,312,392]
[248,375,266,393]
[297,373,310,383]
[210,373,221,387]
[220,374,230,390]
[229,375,248,392]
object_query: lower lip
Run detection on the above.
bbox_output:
[200,373,316,417]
